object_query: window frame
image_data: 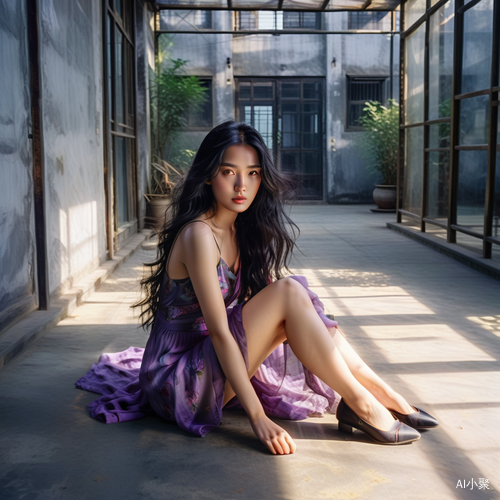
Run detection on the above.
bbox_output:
[345,75,389,131]
[184,77,214,131]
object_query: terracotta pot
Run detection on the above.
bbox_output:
[372,184,397,210]
[145,195,171,232]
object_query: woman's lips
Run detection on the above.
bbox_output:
[232,197,246,204]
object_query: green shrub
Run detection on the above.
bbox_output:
[355,99,399,186]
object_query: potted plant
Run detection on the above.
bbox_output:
[146,42,208,231]
[144,156,183,232]
[355,99,399,211]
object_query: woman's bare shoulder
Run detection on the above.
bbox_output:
[176,219,217,261]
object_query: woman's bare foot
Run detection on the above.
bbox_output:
[348,395,397,431]
[370,387,415,415]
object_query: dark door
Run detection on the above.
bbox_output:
[236,78,324,200]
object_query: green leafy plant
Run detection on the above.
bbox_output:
[355,99,399,185]
[148,37,208,196]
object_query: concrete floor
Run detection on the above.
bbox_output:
[1,205,499,500]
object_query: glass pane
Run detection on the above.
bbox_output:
[115,0,123,18]
[281,152,300,173]
[115,28,124,124]
[457,150,488,233]
[253,105,273,150]
[405,24,425,124]
[301,152,322,198]
[493,150,500,238]
[187,80,212,128]
[241,104,252,124]
[302,112,318,134]
[116,136,131,226]
[303,82,321,99]
[459,95,489,145]
[303,133,320,149]
[303,102,319,113]
[403,126,424,215]
[429,122,450,148]
[498,105,500,145]
[427,150,450,220]
[428,0,454,120]
[462,0,493,94]
[107,15,113,121]
[253,82,273,100]
[405,0,426,29]
[239,82,251,100]
[125,42,134,126]
[282,103,300,148]
[282,82,300,99]
[456,231,484,255]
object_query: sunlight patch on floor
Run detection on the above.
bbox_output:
[359,324,496,363]
[467,315,500,338]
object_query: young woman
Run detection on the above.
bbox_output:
[76,120,438,455]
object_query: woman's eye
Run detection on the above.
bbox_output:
[250,170,260,175]
[223,169,232,174]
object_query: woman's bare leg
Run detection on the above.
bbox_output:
[222,277,397,431]
[327,326,414,414]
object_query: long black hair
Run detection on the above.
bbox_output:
[134,120,301,331]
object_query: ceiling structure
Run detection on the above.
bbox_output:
[153,0,402,12]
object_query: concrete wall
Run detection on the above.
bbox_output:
[39,0,107,296]
[135,0,153,227]
[0,0,37,328]
[158,10,400,203]
[326,13,400,203]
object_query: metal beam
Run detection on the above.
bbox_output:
[27,0,49,310]
[154,3,400,12]
[155,29,399,35]
[483,0,500,257]
[447,0,464,244]
[396,0,405,223]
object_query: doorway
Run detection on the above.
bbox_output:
[235,78,324,200]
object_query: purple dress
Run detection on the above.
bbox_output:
[75,225,341,437]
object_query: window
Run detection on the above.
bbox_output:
[185,79,213,129]
[346,76,387,130]
[106,0,137,230]
[348,11,392,31]
[283,12,320,29]
[159,10,212,31]
[192,10,211,29]
[237,11,320,30]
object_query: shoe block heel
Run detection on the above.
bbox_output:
[338,421,354,434]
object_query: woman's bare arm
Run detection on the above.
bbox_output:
[179,222,265,421]
[177,222,296,454]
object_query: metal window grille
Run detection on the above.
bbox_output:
[346,77,386,129]
[237,11,320,30]
[347,11,391,30]
[192,10,211,29]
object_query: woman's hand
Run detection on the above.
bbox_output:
[249,413,297,455]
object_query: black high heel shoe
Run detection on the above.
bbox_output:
[336,398,421,445]
[387,405,439,429]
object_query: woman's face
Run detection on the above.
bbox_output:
[207,144,262,213]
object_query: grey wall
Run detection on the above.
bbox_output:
[0,1,37,329]
[39,0,107,296]
[158,10,399,204]
[326,13,399,203]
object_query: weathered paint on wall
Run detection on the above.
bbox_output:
[0,0,37,326]
[38,0,107,296]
